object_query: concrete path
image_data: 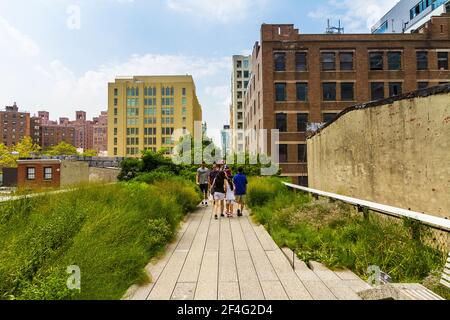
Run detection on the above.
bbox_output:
[124,205,371,300]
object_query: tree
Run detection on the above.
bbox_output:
[46,142,78,156]
[82,149,98,157]
[14,136,41,158]
[0,144,16,168]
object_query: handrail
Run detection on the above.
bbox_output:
[283,182,450,232]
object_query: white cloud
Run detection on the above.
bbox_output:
[0,17,40,57]
[309,0,399,33]
[166,0,265,23]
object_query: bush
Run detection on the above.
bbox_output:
[247,177,287,207]
[0,180,201,300]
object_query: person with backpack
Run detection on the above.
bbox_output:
[211,170,228,220]
[233,167,248,217]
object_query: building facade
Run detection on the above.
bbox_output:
[372,0,450,34]
[221,125,231,157]
[108,75,202,157]
[245,16,450,186]
[93,111,108,154]
[230,55,251,153]
[0,103,30,147]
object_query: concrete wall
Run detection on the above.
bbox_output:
[308,91,450,218]
[89,167,119,183]
[60,161,90,187]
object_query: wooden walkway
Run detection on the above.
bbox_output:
[124,206,371,300]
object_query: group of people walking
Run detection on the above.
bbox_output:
[196,162,248,220]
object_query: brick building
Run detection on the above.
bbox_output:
[245,14,450,186]
[31,112,76,149]
[0,103,30,147]
[93,111,108,153]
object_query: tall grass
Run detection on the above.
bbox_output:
[0,179,201,300]
[247,177,449,298]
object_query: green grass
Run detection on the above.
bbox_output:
[0,178,201,300]
[247,177,450,299]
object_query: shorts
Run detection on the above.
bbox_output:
[199,184,208,194]
[214,193,226,201]
[235,195,246,203]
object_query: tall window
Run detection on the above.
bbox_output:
[438,52,449,70]
[275,83,286,101]
[296,52,308,71]
[27,167,36,180]
[321,52,336,71]
[276,113,287,132]
[370,52,384,70]
[297,113,309,132]
[279,144,288,163]
[340,52,354,70]
[388,52,402,70]
[371,82,385,100]
[114,88,118,96]
[44,167,52,180]
[322,82,336,101]
[389,82,403,97]
[274,53,286,71]
[341,83,355,101]
[298,144,307,163]
[296,83,308,102]
[416,51,428,70]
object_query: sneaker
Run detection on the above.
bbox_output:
[237,209,243,217]
[205,202,208,207]
[214,215,218,220]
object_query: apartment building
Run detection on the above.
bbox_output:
[221,125,231,156]
[230,55,251,153]
[372,0,450,34]
[245,15,450,186]
[108,75,202,157]
[31,112,76,149]
[93,111,108,153]
[0,103,30,147]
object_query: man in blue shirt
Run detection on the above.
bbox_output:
[233,167,248,217]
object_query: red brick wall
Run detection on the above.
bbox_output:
[17,163,61,189]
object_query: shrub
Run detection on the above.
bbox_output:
[247,177,287,207]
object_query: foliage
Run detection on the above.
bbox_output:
[0,179,201,300]
[14,137,41,158]
[0,137,41,168]
[248,177,449,298]
[0,144,16,168]
[45,142,78,156]
[81,149,98,157]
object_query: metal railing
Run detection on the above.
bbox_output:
[283,183,450,254]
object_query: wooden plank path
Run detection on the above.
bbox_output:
[124,206,371,300]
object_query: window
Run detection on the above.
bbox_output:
[182,88,186,96]
[340,52,354,70]
[418,81,429,89]
[279,144,288,163]
[388,52,402,70]
[297,113,308,132]
[416,51,428,70]
[370,52,384,70]
[438,52,449,70]
[296,83,308,101]
[389,82,403,97]
[322,83,336,101]
[341,83,355,101]
[371,82,384,100]
[298,144,307,163]
[244,71,250,78]
[298,176,308,187]
[276,113,287,132]
[44,167,52,180]
[274,53,286,71]
[296,52,307,71]
[323,113,338,123]
[114,98,118,106]
[27,167,36,180]
[321,52,336,71]
[114,88,118,96]
[114,148,117,156]
[275,83,286,101]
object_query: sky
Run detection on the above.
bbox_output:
[0,0,399,144]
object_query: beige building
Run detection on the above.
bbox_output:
[108,76,202,157]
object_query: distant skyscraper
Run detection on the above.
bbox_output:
[230,55,251,153]
[221,125,231,157]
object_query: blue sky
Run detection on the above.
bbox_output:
[0,0,398,143]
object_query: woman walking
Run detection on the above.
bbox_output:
[211,170,228,220]
[225,174,235,218]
